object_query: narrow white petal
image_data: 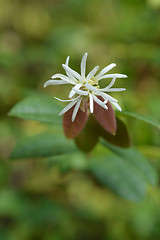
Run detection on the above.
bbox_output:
[89,93,94,113]
[44,80,69,87]
[54,96,80,102]
[97,74,128,81]
[68,83,83,98]
[111,102,122,111]
[85,83,97,92]
[51,73,76,84]
[102,76,116,90]
[72,98,82,122]
[64,56,78,82]
[59,99,79,116]
[65,56,70,66]
[74,88,89,96]
[95,63,116,79]
[96,91,118,103]
[103,88,126,92]
[92,95,108,110]
[62,64,82,82]
[72,83,83,90]
[81,53,88,78]
[51,73,68,80]
[69,89,76,98]
[86,66,99,80]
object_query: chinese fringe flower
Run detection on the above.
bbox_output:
[44,53,127,122]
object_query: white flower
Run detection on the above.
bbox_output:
[44,53,127,122]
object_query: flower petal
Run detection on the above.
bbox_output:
[103,88,126,92]
[74,88,89,96]
[81,53,88,78]
[85,83,97,92]
[103,76,117,90]
[72,97,82,121]
[44,80,70,88]
[51,73,76,84]
[86,66,99,80]
[96,91,118,103]
[54,96,80,102]
[97,74,128,81]
[51,73,68,80]
[59,99,79,116]
[95,63,116,79]
[89,93,94,113]
[111,102,122,111]
[100,76,126,92]
[92,95,108,110]
[62,64,82,82]
[69,90,76,98]
[65,56,70,66]
[104,99,108,104]
[65,56,78,82]
[69,83,83,98]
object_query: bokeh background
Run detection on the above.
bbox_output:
[0,0,160,239]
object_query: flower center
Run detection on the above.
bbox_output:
[89,77,98,85]
[83,77,100,88]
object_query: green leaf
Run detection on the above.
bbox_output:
[90,155,147,202]
[10,133,77,159]
[46,153,89,172]
[100,117,131,148]
[74,115,100,153]
[8,94,62,124]
[100,140,158,185]
[63,102,88,139]
[117,111,160,129]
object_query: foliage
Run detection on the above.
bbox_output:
[9,93,159,202]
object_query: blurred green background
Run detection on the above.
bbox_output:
[0,0,160,239]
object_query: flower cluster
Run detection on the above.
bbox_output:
[44,53,127,121]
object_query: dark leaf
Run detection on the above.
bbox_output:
[63,103,88,139]
[93,97,116,134]
[100,117,131,148]
[74,115,100,153]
